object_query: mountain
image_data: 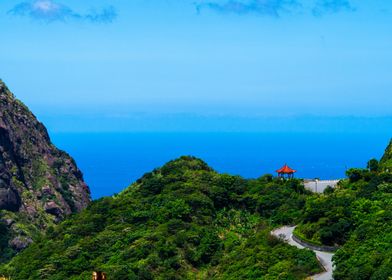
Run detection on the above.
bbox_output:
[0,80,90,260]
[0,156,321,279]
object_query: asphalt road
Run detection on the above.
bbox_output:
[271,226,334,280]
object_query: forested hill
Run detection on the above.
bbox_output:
[2,141,392,280]
[0,156,321,279]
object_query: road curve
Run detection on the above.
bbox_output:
[271,226,334,280]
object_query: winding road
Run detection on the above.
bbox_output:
[271,226,334,280]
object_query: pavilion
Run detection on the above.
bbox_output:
[276,164,296,179]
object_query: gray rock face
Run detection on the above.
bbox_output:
[0,80,91,215]
[0,156,21,211]
[0,188,21,212]
[44,201,63,216]
[1,218,14,227]
[0,80,91,258]
[10,236,33,251]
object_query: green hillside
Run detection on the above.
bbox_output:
[0,156,321,280]
[380,140,392,170]
[295,142,392,279]
[2,138,392,280]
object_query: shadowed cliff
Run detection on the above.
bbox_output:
[0,80,91,259]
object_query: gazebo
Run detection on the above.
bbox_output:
[276,164,296,179]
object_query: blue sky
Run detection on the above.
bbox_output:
[0,0,391,132]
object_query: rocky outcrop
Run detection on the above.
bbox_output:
[0,80,91,258]
[0,146,21,212]
[9,236,33,251]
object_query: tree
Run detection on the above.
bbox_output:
[367,159,379,172]
[346,168,365,182]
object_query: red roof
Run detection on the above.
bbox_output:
[276,164,296,174]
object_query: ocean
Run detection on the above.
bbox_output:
[51,132,390,199]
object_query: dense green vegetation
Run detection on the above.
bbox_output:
[0,157,321,279]
[2,139,392,279]
[295,151,392,279]
[380,140,392,171]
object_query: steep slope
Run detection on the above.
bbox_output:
[294,140,392,279]
[0,80,90,260]
[380,139,392,170]
[1,157,321,279]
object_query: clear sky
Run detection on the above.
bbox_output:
[0,0,391,133]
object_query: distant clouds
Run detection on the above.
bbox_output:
[196,0,300,17]
[313,0,354,16]
[6,0,356,23]
[8,0,117,23]
[196,0,355,16]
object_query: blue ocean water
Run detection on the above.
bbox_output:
[51,132,390,199]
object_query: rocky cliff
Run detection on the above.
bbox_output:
[0,80,90,258]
